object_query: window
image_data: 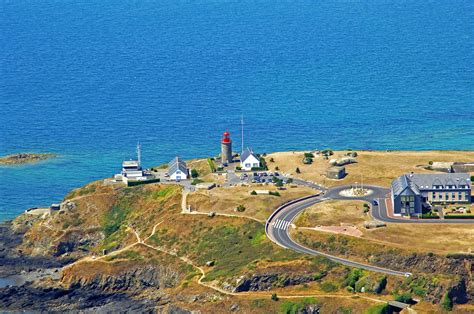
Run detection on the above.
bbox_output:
[245,163,251,167]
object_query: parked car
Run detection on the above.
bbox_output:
[274,172,280,177]
[372,199,379,206]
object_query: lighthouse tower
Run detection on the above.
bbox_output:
[221,131,233,164]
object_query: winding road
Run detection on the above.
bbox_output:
[267,182,474,276]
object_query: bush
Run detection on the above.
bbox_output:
[296,167,301,174]
[271,293,279,301]
[191,169,199,178]
[304,152,314,158]
[428,160,433,165]
[395,292,412,303]
[320,281,338,292]
[236,166,242,171]
[191,179,204,185]
[250,190,257,195]
[445,215,474,219]
[374,276,387,294]
[235,204,246,212]
[321,149,334,156]
[269,191,281,197]
[269,157,274,162]
[441,292,453,311]
[287,178,293,184]
[127,178,160,186]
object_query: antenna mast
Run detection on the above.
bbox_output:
[137,142,142,167]
[241,114,244,153]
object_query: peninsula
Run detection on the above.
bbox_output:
[1,147,473,313]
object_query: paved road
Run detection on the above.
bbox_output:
[266,181,474,276]
[266,190,408,277]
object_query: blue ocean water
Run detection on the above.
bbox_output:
[1,0,473,221]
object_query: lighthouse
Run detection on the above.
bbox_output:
[221,131,233,164]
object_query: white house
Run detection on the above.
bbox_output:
[240,148,260,171]
[168,157,189,181]
[119,160,148,184]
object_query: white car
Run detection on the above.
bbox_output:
[404,272,412,277]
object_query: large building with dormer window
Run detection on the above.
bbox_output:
[391,173,471,216]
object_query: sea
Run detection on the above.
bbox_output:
[1,0,473,221]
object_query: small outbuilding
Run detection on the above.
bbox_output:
[326,166,346,179]
[168,157,189,181]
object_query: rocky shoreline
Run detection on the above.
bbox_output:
[0,222,157,312]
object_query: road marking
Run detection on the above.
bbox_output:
[272,219,291,230]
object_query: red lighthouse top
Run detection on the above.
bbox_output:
[222,131,231,143]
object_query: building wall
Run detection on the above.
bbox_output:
[241,155,260,170]
[170,169,188,181]
[221,142,232,164]
[426,190,471,203]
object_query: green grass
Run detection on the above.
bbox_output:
[150,186,176,199]
[363,304,390,314]
[279,297,318,314]
[149,220,302,282]
[207,158,216,172]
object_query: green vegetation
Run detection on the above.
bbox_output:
[271,293,279,301]
[127,178,160,186]
[320,281,338,292]
[235,204,246,212]
[394,292,412,303]
[250,190,257,195]
[191,169,199,178]
[151,186,176,199]
[374,276,387,294]
[207,158,216,172]
[344,268,365,291]
[304,153,314,158]
[149,220,303,282]
[191,178,204,185]
[279,297,318,314]
[321,149,334,156]
[296,167,301,174]
[269,191,281,197]
[445,215,474,219]
[103,204,132,237]
[441,292,453,311]
[363,304,390,314]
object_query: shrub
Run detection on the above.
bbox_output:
[250,190,257,195]
[321,149,334,156]
[190,169,199,178]
[191,179,204,185]
[296,167,301,174]
[271,293,279,301]
[235,204,246,212]
[269,191,281,197]
[287,178,293,184]
[236,166,242,171]
[320,281,338,292]
[275,180,284,188]
[441,292,453,311]
[374,276,387,294]
[395,292,412,303]
[304,152,314,158]
[269,157,274,162]
[275,166,279,171]
[428,160,433,165]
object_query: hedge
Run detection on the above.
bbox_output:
[444,215,474,219]
[127,178,160,187]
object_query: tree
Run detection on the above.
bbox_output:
[287,178,293,184]
[191,169,199,178]
[235,204,246,212]
[441,293,453,311]
[296,167,301,174]
[269,157,274,162]
[250,190,257,195]
[271,293,279,301]
[275,180,284,187]
[275,166,279,171]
